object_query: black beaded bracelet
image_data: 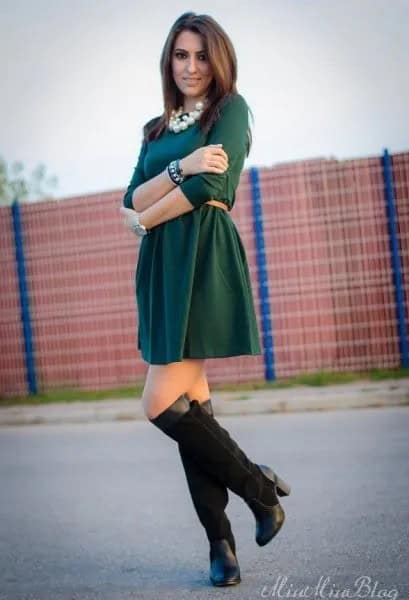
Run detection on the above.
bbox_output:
[167,159,185,185]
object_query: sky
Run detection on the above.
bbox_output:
[1,0,408,201]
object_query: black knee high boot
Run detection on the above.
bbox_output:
[178,397,237,555]
[150,395,290,551]
[178,397,240,585]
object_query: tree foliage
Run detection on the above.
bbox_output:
[0,156,58,205]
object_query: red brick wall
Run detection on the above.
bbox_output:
[1,151,408,397]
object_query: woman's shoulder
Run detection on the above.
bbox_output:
[142,114,163,139]
[212,93,249,131]
[216,93,249,124]
[145,115,162,128]
[221,92,248,110]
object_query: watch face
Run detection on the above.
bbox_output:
[133,224,147,236]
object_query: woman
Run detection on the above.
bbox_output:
[120,11,291,587]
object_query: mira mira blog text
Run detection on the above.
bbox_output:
[260,576,399,600]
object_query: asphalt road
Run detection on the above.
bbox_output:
[0,407,408,600]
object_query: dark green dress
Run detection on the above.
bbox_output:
[123,93,262,364]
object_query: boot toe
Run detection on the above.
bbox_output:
[209,539,241,586]
[247,500,286,546]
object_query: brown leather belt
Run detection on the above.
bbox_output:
[205,199,229,211]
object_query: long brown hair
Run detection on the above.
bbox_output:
[144,11,252,155]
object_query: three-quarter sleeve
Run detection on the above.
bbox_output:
[178,94,249,209]
[122,139,148,210]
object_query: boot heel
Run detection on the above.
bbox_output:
[258,464,291,497]
[274,474,291,497]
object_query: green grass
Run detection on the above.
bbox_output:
[0,385,144,407]
[1,367,408,407]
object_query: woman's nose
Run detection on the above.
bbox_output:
[186,57,198,73]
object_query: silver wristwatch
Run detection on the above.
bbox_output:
[130,212,148,237]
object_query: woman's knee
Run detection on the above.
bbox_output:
[143,390,181,420]
[142,359,205,419]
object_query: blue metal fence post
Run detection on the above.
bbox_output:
[11,198,37,394]
[249,167,275,381]
[382,148,409,368]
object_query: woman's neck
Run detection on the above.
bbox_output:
[183,95,206,113]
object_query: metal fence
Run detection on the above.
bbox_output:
[1,149,408,397]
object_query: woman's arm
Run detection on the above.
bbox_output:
[129,145,228,212]
[122,143,230,231]
[131,168,176,212]
[123,138,179,212]
[121,184,196,233]
[178,94,249,208]
[137,185,195,229]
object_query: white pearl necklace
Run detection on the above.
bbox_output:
[168,101,204,133]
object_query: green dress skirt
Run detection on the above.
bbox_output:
[136,203,262,364]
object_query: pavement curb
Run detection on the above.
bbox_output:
[0,379,408,427]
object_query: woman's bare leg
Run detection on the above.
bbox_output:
[142,358,205,420]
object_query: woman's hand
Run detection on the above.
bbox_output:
[120,206,147,236]
[179,144,229,176]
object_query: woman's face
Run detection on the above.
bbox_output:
[171,30,214,104]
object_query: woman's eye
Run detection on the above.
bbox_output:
[174,52,207,61]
